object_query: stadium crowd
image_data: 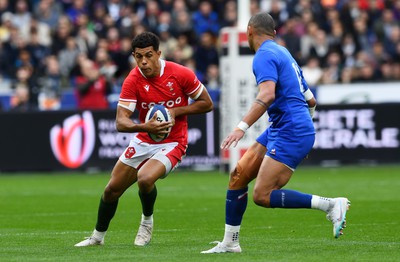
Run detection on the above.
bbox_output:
[0,0,399,112]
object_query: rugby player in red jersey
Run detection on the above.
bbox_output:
[75,32,213,247]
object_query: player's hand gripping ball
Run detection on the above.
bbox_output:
[145,104,172,142]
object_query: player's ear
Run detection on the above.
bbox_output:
[247,25,253,36]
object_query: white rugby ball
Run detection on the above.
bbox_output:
[145,104,172,142]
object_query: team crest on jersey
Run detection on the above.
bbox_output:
[144,84,150,91]
[166,81,175,95]
[125,147,136,158]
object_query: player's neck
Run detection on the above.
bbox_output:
[253,35,274,52]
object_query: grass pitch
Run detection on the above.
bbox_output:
[0,165,399,261]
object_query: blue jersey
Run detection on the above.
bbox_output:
[253,40,315,137]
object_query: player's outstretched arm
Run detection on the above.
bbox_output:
[221,81,275,150]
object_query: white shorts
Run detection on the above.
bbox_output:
[119,136,186,177]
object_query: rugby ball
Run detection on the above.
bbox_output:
[145,104,172,142]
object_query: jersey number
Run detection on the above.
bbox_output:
[292,63,306,93]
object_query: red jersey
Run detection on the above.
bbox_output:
[75,75,109,110]
[119,60,202,145]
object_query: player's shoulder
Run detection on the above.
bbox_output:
[123,67,143,83]
[165,61,193,75]
[165,61,197,85]
[127,67,141,78]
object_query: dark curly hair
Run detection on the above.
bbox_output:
[131,32,160,52]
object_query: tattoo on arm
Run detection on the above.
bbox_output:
[255,99,268,108]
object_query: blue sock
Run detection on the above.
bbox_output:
[226,188,248,226]
[269,189,312,208]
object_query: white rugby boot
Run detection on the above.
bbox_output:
[134,222,153,246]
[74,236,104,247]
[201,241,242,254]
[326,197,351,238]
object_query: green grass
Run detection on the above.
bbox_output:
[0,165,399,261]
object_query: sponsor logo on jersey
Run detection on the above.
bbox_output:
[144,84,150,91]
[141,96,183,109]
[50,111,95,168]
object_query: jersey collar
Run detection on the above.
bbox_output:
[138,59,166,78]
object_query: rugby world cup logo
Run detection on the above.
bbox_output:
[50,111,95,168]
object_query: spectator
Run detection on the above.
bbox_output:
[142,0,160,33]
[194,31,219,81]
[220,0,238,28]
[394,0,400,21]
[158,27,178,61]
[11,65,39,110]
[383,25,400,57]
[192,1,220,36]
[171,9,194,39]
[353,16,376,52]
[58,36,80,83]
[328,20,344,53]
[20,18,52,47]
[11,0,31,30]
[0,0,11,18]
[75,20,98,58]
[280,18,302,63]
[37,55,61,110]
[321,51,342,84]
[159,0,174,12]
[26,29,50,72]
[51,15,73,55]
[373,8,400,41]
[113,36,133,81]
[157,11,173,36]
[0,11,12,43]
[300,21,319,60]
[301,56,323,87]
[33,0,62,31]
[204,63,220,105]
[309,29,330,67]
[172,33,193,63]
[10,84,32,112]
[65,0,88,26]
[91,3,108,38]
[105,0,124,23]
[75,58,111,110]
[268,0,289,31]
[341,33,358,68]
[105,27,121,59]
[94,47,117,85]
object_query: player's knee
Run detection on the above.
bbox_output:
[228,167,244,189]
[103,185,122,202]
[228,163,252,190]
[137,175,155,192]
[253,189,272,208]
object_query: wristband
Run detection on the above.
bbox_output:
[304,89,314,101]
[236,121,249,132]
[309,105,316,119]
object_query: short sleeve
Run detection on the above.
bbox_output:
[119,70,137,102]
[253,50,278,85]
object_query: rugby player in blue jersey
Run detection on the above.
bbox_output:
[202,12,350,254]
